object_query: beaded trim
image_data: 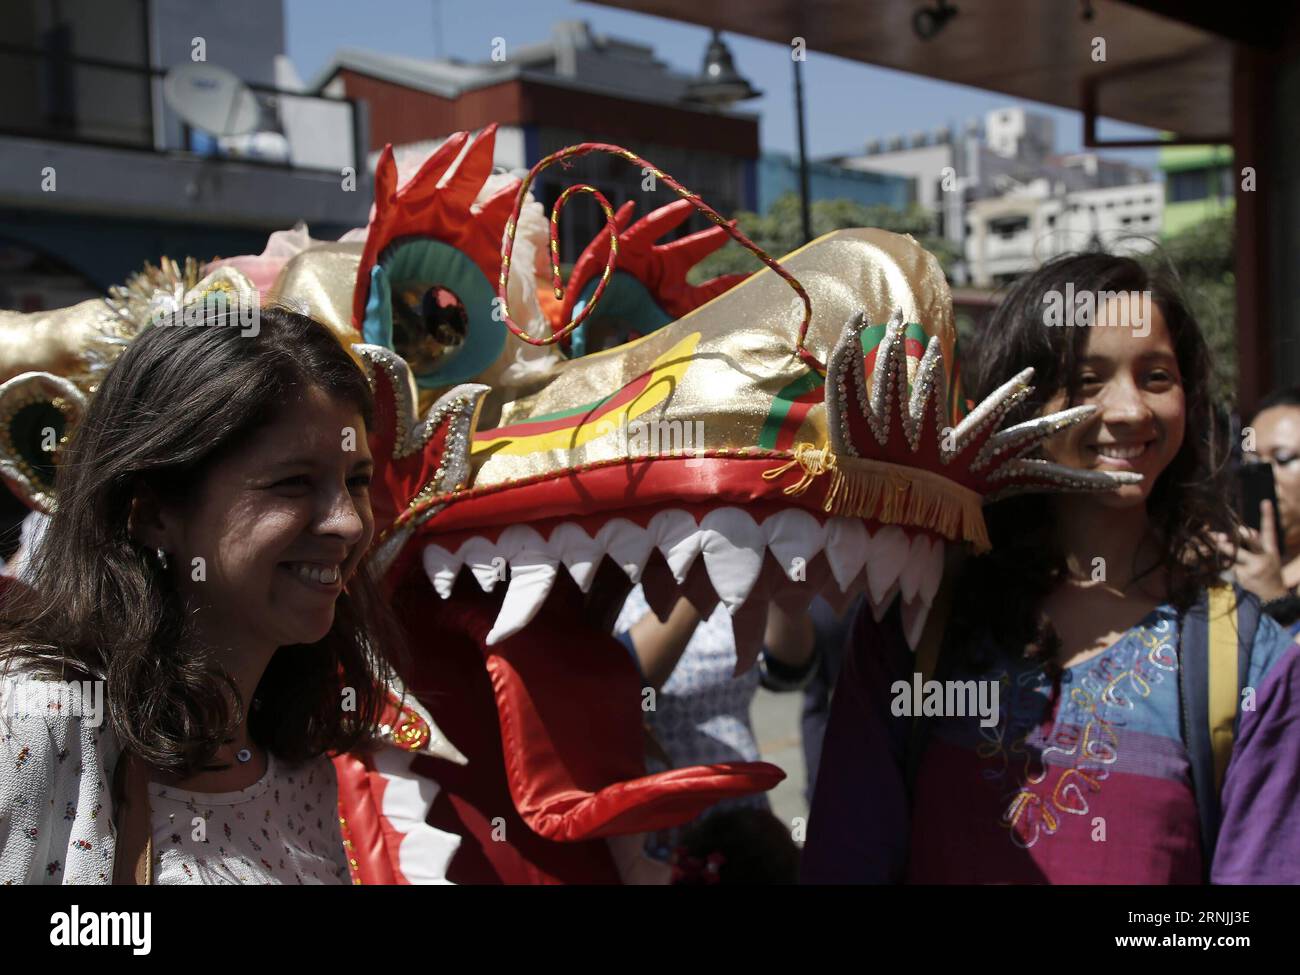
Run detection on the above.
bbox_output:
[0,372,87,513]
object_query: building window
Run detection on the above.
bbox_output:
[990,216,1029,239]
[1168,169,1208,203]
[1216,166,1234,199]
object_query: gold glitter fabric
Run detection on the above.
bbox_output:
[469,228,958,486]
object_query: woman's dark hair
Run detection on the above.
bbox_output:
[0,303,403,774]
[949,252,1234,667]
[674,808,800,884]
[1252,385,1300,421]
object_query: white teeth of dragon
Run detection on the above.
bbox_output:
[422,507,947,651]
[485,526,557,647]
[700,508,766,613]
[825,518,869,592]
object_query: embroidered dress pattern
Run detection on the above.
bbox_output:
[976,614,1180,848]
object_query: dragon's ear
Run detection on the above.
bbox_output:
[0,372,87,513]
[560,198,750,356]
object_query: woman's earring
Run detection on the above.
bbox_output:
[155,547,169,571]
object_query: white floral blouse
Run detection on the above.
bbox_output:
[0,666,120,884]
[150,753,349,884]
[0,667,348,885]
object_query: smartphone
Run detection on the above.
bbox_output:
[1237,461,1286,557]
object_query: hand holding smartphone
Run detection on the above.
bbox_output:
[1237,461,1287,558]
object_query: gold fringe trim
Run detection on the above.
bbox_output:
[762,442,990,552]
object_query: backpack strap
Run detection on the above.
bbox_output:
[1207,585,1243,792]
[1179,583,1257,877]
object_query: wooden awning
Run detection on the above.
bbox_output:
[583,0,1234,142]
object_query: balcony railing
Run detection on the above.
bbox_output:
[0,43,362,174]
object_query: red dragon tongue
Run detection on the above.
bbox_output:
[467,574,784,842]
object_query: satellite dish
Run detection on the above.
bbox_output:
[163,63,261,136]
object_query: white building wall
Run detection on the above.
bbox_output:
[840,143,954,211]
[964,181,1163,286]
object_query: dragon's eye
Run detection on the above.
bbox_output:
[391,284,468,375]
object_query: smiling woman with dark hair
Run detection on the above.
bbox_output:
[0,304,403,884]
[803,253,1300,885]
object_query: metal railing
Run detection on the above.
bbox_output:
[0,43,363,174]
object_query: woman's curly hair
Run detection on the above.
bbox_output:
[948,252,1235,670]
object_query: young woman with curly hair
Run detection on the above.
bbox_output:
[803,254,1300,884]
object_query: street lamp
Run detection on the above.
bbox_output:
[684,29,761,107]
[683,31,781,241]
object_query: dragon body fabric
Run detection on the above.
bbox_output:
[0,124,1129,884]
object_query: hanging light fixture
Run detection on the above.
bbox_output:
[684,29,761,107]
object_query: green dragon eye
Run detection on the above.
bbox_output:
[363,237,503,388]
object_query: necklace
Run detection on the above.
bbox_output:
[197,739,257,774]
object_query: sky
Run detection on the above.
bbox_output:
[284,0,1160,172]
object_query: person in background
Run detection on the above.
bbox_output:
[799,595,862,804]
[614,589,816,862]
[1216,387,1300,631]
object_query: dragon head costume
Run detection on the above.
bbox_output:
[0,124,1133,884]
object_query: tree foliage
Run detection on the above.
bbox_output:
[690,192,958,283]
[1143,210,1236,404]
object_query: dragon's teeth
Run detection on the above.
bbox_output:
[460,537,508,593]
[649,509,703,584]
[422,544,462,599]
[917,535,944,606]
[700,508,764,613]
[485,555,558,646]
[863,525,909,607]
[763,509,827,579]
[596,518,654,584]
[821,567,868,618]
[899,533,929,603]
[867,580,900,623]
[900,596,935,652]
[423,509,952,651]
[548,522,602,593]
[825,517,869,592]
